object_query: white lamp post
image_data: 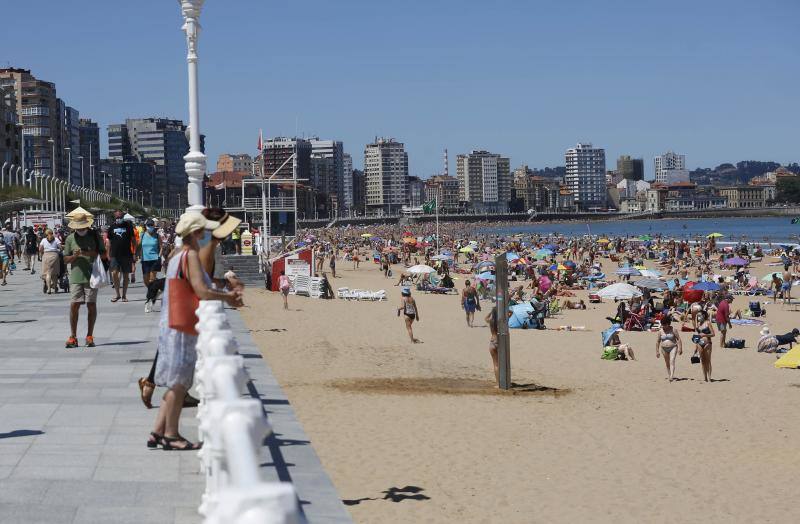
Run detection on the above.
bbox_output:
[178,0,206,211]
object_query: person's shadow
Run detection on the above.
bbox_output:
[343,486,430,506]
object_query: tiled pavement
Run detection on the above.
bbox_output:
[0,265,351,523]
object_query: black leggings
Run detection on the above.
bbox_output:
[147,351,158,383]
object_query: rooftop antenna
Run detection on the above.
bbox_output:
[444,148,449,178]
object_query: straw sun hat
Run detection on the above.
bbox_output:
[175,212,219,238]
[67,212,94,230]
[211,212,242,240]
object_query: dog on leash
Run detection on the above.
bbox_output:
[144,277,166,313]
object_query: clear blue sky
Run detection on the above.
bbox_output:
[2,0,798,178]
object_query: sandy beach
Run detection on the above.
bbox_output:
[241,256,800,523]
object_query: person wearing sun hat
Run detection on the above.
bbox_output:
[62,211,105,348]
[148,211,243,451]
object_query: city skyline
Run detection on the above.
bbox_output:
[2,0,798,178]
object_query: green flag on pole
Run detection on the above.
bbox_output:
[422,198,436,214]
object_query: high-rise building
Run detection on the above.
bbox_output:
[364,138,408,215]
[513,165,565,212]
[352,168,366,215]
[342,153,353,212]
[617,155,644,181]
[309,138,344,208]
[79,118,100,189]
[60,103,81,186]
[424,175,460,213]
[216,153,252,173]
[565,143,606,210]
[407,176,425,207]
[99,158,156,206]
[0,68,62,179]
[0,85,21,166]
[107,118,197,208]
[654,151,686,184]
[108,123,131,160]
[260,137,311,181]
[456,150,511,213]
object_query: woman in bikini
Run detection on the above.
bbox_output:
[655,316,682,382]
[486,306,500,384]
[694,310,716,382]
[398,288,420,343]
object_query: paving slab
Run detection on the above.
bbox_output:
[0,266,351,523]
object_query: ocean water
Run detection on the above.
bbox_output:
[482,216,800,244]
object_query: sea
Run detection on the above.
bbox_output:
[482,216,800,244]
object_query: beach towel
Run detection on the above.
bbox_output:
[775,346,800,369]
[731,318,765,326]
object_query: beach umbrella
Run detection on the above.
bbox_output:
[534,260,550,266]
[597,283,643,300]
[477,272,495,281]
[543,244,558,251]
[691,281,721,291]
[639,234,653,241]
[508,303,535,329]
[506,252,520,262]
[563,260,577,269]
[430,254,452,261]
[360,233,372,238]
[602,324,623,346]
[723,257,748,267]
[402,237,416,244]
[615,267,642,276]
[474,261,495,270]
[639,269,662,278]
[459,246,474,253]
[633,278,667,290]
[598,238,610,244]
[556,263,568,271]
[707,233,724,238]
[408,264,436,274]
[441,250,452,256]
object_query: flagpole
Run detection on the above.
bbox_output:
[435,183,440,253]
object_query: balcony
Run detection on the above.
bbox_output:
[241,197,296,210]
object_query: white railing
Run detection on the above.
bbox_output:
[194,300,300,524]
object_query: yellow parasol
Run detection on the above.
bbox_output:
[707,233,724,238]
[360,233,373,238]
[459,246,474,253]
[598,238,610,244]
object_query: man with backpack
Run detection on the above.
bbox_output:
[23,226,38,274]
[62,212,105,348]
[108,210,135,302]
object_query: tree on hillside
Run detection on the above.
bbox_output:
[776,177,800,203]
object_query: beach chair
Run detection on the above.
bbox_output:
[624,311,646,331]
[337,287,349,299]
[293,275,311,296]
[309,277,323,299]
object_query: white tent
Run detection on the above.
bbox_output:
[597,282,643,300]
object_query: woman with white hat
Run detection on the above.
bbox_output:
[149,212,242,451]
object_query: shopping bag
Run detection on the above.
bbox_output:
[90,255,109,289]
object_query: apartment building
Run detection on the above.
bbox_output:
[364,138,408,215]
[565,143,606,210]
[456,150,511,213]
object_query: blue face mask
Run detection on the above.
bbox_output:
[147,226,155,234]
[198,230,213,248]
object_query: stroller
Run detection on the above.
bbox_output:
[526,300,548,329]
[57,253,70,293]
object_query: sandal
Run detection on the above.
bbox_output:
[162,436,202,451]
[146,431,164,449]
[110,296,120,303]
[138,377,155,409]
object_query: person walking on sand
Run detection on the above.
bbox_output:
[693,310,716,382]
[461,279,480,327]
[656,316,682,382]
[486,306,500,384]
[278,270,290,310]
[715,296,732,347]
[398,287,420,343]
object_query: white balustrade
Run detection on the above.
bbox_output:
[194,300,300,523]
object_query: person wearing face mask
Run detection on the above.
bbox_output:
[148,212,243,450]
[138,219,162,288]
[109,210,135,302]
[62,212,106,348]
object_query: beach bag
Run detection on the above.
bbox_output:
[726,339,745,349]
[89,255,109,289]
[601,346,619,360]
[168,252,199,335]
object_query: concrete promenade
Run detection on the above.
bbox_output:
[0,266,351,523]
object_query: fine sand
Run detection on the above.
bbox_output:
[241,258,800,523]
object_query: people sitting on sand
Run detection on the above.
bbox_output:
[602,325,636,361]
[563,299,587,310]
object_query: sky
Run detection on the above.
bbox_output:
[2,0,798,179]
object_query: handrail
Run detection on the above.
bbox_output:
[194,300,300,523]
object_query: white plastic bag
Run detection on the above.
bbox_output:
[90,256,109,289]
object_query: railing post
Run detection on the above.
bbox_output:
[194,300,299,523]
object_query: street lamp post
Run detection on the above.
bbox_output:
[76,155,84,187]
[64,147,71,185]
[178,0,206,211]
